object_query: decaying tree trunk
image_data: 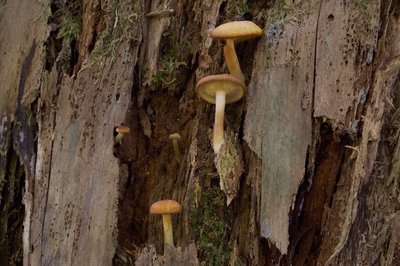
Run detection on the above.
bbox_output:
[0,0,399,265]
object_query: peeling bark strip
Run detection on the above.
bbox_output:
[214,129,244,205]
[245,0,380,257]
[245,1,315,254]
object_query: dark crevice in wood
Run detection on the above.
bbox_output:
[115,1,215,260]
[87,30,97,55]
[45,0,83,75]
[44,1,63,71]
[115,96,149,258]
[0,130,25,266]
[283,145,313,265]
[286,122,346,266]
[13,41,39,170]
[87,3,104,55]
[115,72,196,263]
[69,40,79,75]
[232,145,263,265]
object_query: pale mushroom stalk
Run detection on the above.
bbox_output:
[172,141,181,162]
[162,214,174,246]
[114,132,125,144]
[223,39,244,81]
[169,133,182,162]
[211,21,262,81]
[214,90,226,153]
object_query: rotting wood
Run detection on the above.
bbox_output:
[214,128,244,205]
[0,0,49,264]
[293,1,382,264]
[314,0,379,129]
[135,244,199,266]
[333,4,400,265]
[29,66,60,265]
[142,0,173,87]
[244,1,315,254]
[74,0,101,74]
[1,0,400,265]
[28,0,141,264]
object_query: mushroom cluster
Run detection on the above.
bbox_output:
[196,21,263,153]
[146,21,262,251]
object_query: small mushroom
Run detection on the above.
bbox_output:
[114,125,130,145]
[150,199,182,246]
[169,133,182,162]
[211,21,263,81]
[196,74,245,153]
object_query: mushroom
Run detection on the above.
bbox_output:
[169,133,182,162]
[114,125,130,144]
[211,21,263,81]
[196,74,245,153]
[150,199,182,246]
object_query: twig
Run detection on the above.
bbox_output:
[146,9,175,18]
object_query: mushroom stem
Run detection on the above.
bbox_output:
[223,39,244,81]
[172,140,182,162]
[162,214,174,246]
[114,133,124,144]
[214,90,226,153]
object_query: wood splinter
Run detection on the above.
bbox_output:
[146,9,175,18]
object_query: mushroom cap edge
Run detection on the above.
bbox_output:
[196,74,246,104]
[169,133,181,140]
[116,125,130,134]
[210,21,263,42]
[150,199,182,215]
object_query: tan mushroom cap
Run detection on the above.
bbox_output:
[150,200,182,215]
[116,125,130,134]
[196,74,246,104]
[169,133,181,140]
[211,21,263,43]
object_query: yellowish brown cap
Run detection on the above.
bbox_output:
[150,200,182,215]
[169,133,181,140]
[211,21,263,43]
[196,74,245,104]
[116,125,130,134]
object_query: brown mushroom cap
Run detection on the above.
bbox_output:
[196,74,246,104]
[211,21,263,43]
[116,125,130,134]
[169,133,181,140]
[150,200,182,215]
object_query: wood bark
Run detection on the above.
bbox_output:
[0,0,399,265]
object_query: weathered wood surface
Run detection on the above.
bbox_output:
[244,0,382,258]
[0,0,48,264]
[31,63,133,265]
[1,0,399,265]
[244,2,315,254]
[28,0,141,264]
[327,2,400,264]
[309,1,381,264]
[135,244,199,266]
